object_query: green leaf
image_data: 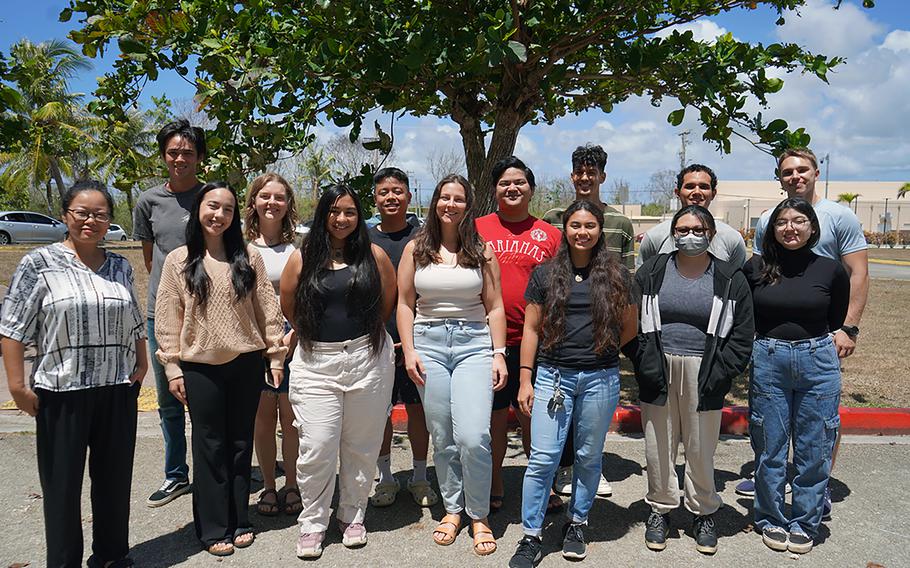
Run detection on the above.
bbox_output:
[507,40,527,62]
[767,118,787,132]
[118,36,146,55]
[59,8,72,22]
[765,77,784,93]
[668,108,685,126]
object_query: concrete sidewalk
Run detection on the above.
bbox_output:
[0,411,906,568]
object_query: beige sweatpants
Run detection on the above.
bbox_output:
[288,333,394,533]
[642,353,723,516]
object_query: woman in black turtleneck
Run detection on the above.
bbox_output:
[743,197,849,556]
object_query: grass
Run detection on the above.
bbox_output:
[2,244,908,408]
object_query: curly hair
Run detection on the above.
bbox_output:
[539,200,630,355]
[243,172,298,243]
[411,174,487,269]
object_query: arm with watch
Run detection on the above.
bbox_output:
[480,243,509,391]
[830,255,859,358]
[834,249,868,358]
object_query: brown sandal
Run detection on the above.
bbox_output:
[433,513,462,546]
[472,519,497,556]
[281,486,302,515]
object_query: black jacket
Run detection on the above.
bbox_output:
[625,253,754,411]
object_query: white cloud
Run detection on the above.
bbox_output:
[881,30,910,53]
[776,0,884,57]
[656,19,731,43]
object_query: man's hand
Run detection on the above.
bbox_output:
[833,329,856,358]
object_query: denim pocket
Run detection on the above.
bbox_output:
[822,414,840,455]
[413,323,429,337]
[749,413,765,456]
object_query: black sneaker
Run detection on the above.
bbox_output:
[147,479,191,508]
[509,535,543,568]
[692,514,718,555]
[761,526,789,551]
[644,511,670,551]
[787,532,813,554]
[562,522,587,559]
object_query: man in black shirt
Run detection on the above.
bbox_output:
[367,168,438,508]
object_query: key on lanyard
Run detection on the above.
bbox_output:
[548,369,565,412]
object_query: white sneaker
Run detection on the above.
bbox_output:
[597,474,613,497]
[554,466,573,495]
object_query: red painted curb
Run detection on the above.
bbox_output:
[390,404,910,436]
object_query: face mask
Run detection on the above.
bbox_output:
[675,233,710,256]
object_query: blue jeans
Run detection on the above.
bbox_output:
[148,318,189,482]
[521,365,620,535]
[414,320,493,520]
[750,335,841,539]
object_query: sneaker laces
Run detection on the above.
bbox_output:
[646,513,666,530]
[695,515,716,536]
[514,536,540,560]
[565,524,584,542]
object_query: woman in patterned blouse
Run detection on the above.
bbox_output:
[0,180,147,568]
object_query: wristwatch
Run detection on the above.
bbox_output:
[840,325,859,339]
[492,347,507,356]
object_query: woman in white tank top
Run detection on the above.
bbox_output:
[397,174,508,557]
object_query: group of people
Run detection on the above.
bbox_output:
[0,117,867,567]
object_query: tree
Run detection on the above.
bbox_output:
[0,39,92,210]
[645,169,678,213]
[427,147,467,183]
[65,1,875,213]
[837,192,860,213]
[611,178,630,205]
[899,183,909,199]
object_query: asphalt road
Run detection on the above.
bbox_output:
[0,412,907,568]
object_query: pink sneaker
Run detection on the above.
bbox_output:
[338,521,368,548]
[296,532,325,558]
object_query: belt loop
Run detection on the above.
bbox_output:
[809,337,817,353]
[767,338,776,355]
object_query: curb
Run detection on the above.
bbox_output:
[389,404,910,436]
[868,258,910,266]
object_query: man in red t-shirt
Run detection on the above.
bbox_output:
[476,156,561,514]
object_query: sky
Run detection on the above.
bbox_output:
[2,0,909,202]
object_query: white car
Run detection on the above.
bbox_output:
[104,224,129,241]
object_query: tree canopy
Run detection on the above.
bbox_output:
[64,0,875,211]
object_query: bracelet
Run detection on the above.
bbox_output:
[492,346,507,355]
[519,365,534,372]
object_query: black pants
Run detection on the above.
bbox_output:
[182,352,263,546]
[36,383,139,568]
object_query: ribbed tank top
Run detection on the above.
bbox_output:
[315,266,370,342]
[414,262,486,322]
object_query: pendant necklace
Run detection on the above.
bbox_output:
[574,273,583,283]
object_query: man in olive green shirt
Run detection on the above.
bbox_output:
[543,144,635,270]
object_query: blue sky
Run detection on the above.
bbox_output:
[3,1,909,201]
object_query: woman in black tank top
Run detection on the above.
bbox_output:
[279,184,397,559]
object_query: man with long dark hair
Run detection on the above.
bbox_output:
[367,168,439,509]
[476,156,561,514]
[133,119,206,507]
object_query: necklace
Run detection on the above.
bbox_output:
[575,273,584,283]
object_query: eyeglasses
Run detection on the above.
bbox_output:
[67,209,111,223]
[673,227,708,237]
[773,218,810,229]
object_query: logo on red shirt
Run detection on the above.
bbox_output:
[530,228,548,242]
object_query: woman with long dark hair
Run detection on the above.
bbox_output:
[1,181,146,568]
[744,197,849,554]
[398,174,508,556]
[633,205,753,556]
[155,181,287,556]
[508,200,637,567]
[279,184,397,559]
[244,173,302,517]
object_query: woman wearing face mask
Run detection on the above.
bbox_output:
[744,198,849,554]
[631,205,754,555]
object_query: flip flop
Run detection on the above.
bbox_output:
[233,530,255,549]
[281,486,303,515]
[206,542,234,557]
[471,520,497,557]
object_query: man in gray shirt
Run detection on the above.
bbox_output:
[133,119,206,507]
[638,164,747,268]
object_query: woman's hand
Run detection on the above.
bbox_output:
[404,349,426,386]
[492,354,508,392]
[129,358,148,385]
[168,377,188,405]
[517,380,534,418]
[270,368,285,387]
[10,386,38,417]
[283,329,297,361]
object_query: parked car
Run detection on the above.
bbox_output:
[104,224,128,241]
[0,211,68,245]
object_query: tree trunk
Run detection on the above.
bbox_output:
[124,187,134,211]
[44,179,54,214]
[48,157,67,206]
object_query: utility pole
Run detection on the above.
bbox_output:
[678,131,691,170]
[822,153,830,200]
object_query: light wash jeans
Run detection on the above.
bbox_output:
[750,334,841,539]
[414,320,493,520]
[521,364,620,536]
[148,318,189,482]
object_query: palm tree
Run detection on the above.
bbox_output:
[0,39,92,210]
[899,183,910,199]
